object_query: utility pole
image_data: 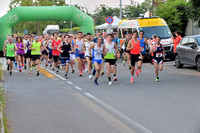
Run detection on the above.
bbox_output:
[120,0,122,19]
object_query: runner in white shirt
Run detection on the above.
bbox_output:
[83,33,93,79]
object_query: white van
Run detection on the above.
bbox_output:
[43,25,59,35]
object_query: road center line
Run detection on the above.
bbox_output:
[44,68,67,81]
[74,86,82,91]
[84,93,152,133]
[67,81,73,85]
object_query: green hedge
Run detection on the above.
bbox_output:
[60,27,80,33]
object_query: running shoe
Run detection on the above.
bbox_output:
[45,63,48,67]
[50,64,52,67]
[123,61,125,66]
[56,70,59,74]
[92,69,96,76]
[85,68,88,73]
[64,74,68,79]
[52,68,55,71]
[58,65,60,70]
[113,77,117,81]
[94,81,99,85]
[36,71,40,76]
[24,65,26,70]
[89,75,92,79]
[131,77,134,83]
[15,63,17,68]
[79,73,82,77]
[29,71,32,74]
[7,65,9,71]
[129,66,131,70]
[135,69,139,77]
[72,69,75,73]
[100,71,104,76]
[19,69,22,72]
[138,69,141,73]
[156,77,160,82]
[108,81,112,86]
[10,71,12,76]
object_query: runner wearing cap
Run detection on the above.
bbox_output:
[28,36,43,76]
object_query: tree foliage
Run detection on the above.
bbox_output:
[190,0,200,26]
[92,0,152,26]
[155,0,189,36]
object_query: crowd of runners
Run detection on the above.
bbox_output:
[3,31,166,85]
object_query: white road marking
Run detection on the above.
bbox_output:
[85,93,152,133]
[67,81,73,85]
[74,86,82,91]
[11,70,28,72]
[44,68,67,81]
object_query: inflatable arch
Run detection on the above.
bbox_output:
[0,6,94,51]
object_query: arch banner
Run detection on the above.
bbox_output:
[0,6,94,51]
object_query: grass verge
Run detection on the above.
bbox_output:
[0,63,8,133]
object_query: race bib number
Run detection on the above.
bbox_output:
[106,45,109,49]
[141,47,144,52]
[121,45,125,50]
[156,53,163,58]
[76,45,82,51]
[96,51,101,55]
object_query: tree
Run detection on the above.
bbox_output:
[9,0,66,34]
[92,4,120,25]
[155,0,189,36]
[190,0,200,26]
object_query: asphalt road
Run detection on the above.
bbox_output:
[3,58,200,133]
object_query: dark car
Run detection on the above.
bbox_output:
[175,35,200,71]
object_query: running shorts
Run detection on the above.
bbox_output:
[152,58,163,64]
[105,59,116,65]
[94,59,102,64]
[85,56,92,61]
[75,52,84,59]
[6,57,15,61]
[60,57,70,66]
[31,55,41,61]
[131,54,142,66]
[53,55,60,63]
[70,54,75,60]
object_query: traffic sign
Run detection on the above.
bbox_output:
[25,29,28,34]
[106,16,113,24]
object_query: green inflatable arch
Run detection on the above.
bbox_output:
[0,6,94,51]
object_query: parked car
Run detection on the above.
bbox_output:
[175,35,200,71]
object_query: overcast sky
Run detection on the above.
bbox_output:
[0,0,144,17]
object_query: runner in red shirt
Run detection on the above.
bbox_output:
[50,32,61,73]
[126,31,143,83]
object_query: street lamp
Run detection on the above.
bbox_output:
[70,0,72,33]
[120,0,122,19]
